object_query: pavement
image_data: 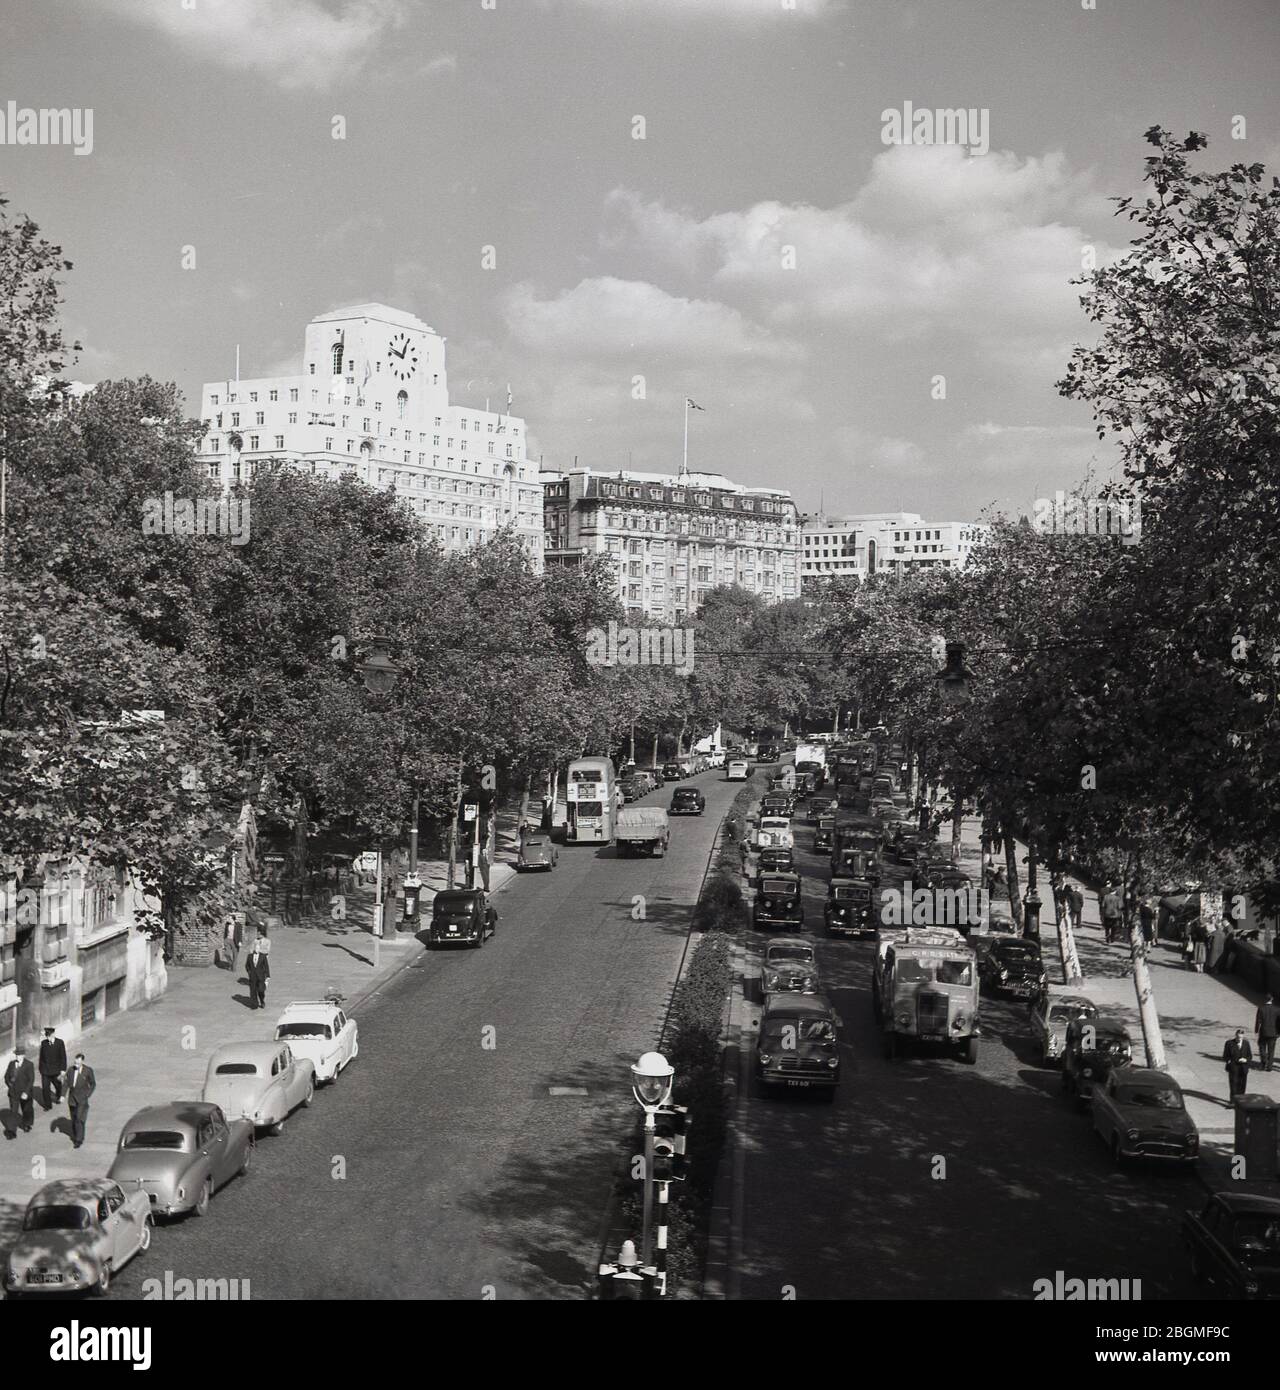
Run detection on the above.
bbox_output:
[961,814,1280,1193]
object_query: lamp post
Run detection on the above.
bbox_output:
[631,1051,674,1277]
[359,638,420,955]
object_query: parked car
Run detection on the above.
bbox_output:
[662,762,683,782]
[753,871,805,930]
[202,1041,316,1136]
[756,993,840,1097]
[979,937,1046,999]
[1183,1193,1280,1298]
[757,846,796,879]
[107,1102,255,1218]
[428,887,498,948]
[760,936,820,997]
[761,793,792,818]
[517,830,559,871]
[1028,991,1098,1066]
[273,998,359,1083]
[670,786,706,816]
[5,1179,152,1297]
[1060,1015,1132,1103]
[825,875,875,937]
[1091,1067,1199,1165]
[726,759,750,781]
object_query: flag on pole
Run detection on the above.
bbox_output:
[686,397,705,411]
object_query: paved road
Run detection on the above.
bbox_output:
[108,770,736,1301]
[732,797,1203,1301]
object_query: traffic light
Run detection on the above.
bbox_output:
[652,1103,690,1183]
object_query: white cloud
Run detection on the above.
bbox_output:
[91,0,408,90]
[502,276,801,362]
[604,146,1120,371]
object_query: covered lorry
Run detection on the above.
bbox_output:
[615,806,671,857]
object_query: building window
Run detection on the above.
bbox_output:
[325,437,333,450]
[275,435,284,449]
[397,390,408,419]
[255,412,264,426]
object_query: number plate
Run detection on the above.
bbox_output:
[784,1079,812,1088]
[28,1271,62,1284]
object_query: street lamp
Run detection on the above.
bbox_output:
[357,638,418,949]
[936,640,974,709]
[631,1051,675,1287]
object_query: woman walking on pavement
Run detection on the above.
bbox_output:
[1188,919,1208,973]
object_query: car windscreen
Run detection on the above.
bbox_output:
[1117,1086,1183,1109]
[938,960,973,985]
[761,878,796,895]
[276,1022,332,1040]
[1051,1004,1096,1023]
[574,801,603,817]
[761,1018,835,1044]
[832,887,865,900]
[767,947,812,963]
[214,1063,259,1075]
[24,1205,91,1231]
[895,959,934,982]
[433,894,477,914]
[121,1130,188,1150]
[996,944,1040,963]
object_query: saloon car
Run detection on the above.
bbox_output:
[670,786,706,816]
[753,872,805,930]
[825,876,875,937]
[662,762,683,782]
[757,846,796,879]
[274,998,359,1083]
[517,831,559,871]
[1183,1193,1280,1298]
[202,1041,316,1136]
[428,888,498,948]
[756,993,840,1097]
[107,1102,255,1218]
[727,759,750,781]
[5,1179,152,1297]
[760,937,820,998]
[1060,1016,1132,1103]
[812,816,836,853]
[1091,1067,1199,1165]
[1028,991,1098,1065]
[979,937,1047,999]
[809,794,838,822]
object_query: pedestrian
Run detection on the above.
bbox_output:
[1100,883,1124,945]
[1068,885,1084,932]
[246,940,270,1010]
[1139,897,1156,947]
[991,829,1003,857]
[4,1045,35,1137]
[222,913,241,973]
[64,1052,96,1149]
[1223,1027,1253,1101]
[38,1026,67,1110]
[1188,920,1207,973]
[1205,920,1226,974]
[1256,995,1280,1073]
[255,920,272,957]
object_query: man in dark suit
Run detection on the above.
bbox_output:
[38,1027,67,1109]
[65,1053,96,1149]
[1223,1028,1253,1101]
[246,943,270,1009]
[4,1046,36,1136]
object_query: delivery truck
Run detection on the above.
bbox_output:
[615,806,671,857]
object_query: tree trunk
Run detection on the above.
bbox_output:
[1001,819,1021,925]
[651,732,659,769]
[447,758,464,888]
[1127,848,1167,1069]
[629,719,636,764]
[1049,846,1083,985]
[519,770,533,831]
[950,782,964,865]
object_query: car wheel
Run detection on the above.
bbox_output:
[268,1118,286,1137]
[94,1260,112,1297]
[138,1217,153,1253]
[302,1079,315,1108]
[239,1138,254,1176]
[194,1178,213,1216]
[961,1036,978,1065]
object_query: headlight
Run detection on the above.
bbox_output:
[759,1053,773,1065]
[953,1015,967,1030]
[177,1185,185,1200]
[1082,1067,1094,1078]
[826,1056,839,1068]
[1244,1278,1259,1295]
[999,969,1009,981]
[897,1010,912,1026]
[1187,1134,1199,1149]
[1126,1128,1140,1141]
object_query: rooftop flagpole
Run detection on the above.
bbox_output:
[682,396,689,477]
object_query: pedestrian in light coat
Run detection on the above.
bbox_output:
[246,943,270,1010]
[222,914,241,973]
[1223,1028,1253,1101]
[38,1026,67,1109]
[64,1053,96,1148]
[4,1046,36,1137]
[1256,996,1280,1073]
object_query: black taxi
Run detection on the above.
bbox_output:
[428,888,498,949]
[824,875,875,937]
[753,871,805,930]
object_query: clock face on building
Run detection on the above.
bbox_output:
[386,332,419,381]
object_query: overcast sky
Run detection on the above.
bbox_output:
[3,0,1277,520]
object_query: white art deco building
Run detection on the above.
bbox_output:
[195,304,544,566]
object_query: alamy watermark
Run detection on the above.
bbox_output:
[881,102,989,156]
[1,101,93,156]
[142,492,251,545]
[1032,1271,1141,1300]
[879,880,990,930]
[585,621,695,675]
[1032,491,1141,546]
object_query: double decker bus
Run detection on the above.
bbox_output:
[566,757,619,844]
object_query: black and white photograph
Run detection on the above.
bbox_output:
[1,0,1279,1355]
